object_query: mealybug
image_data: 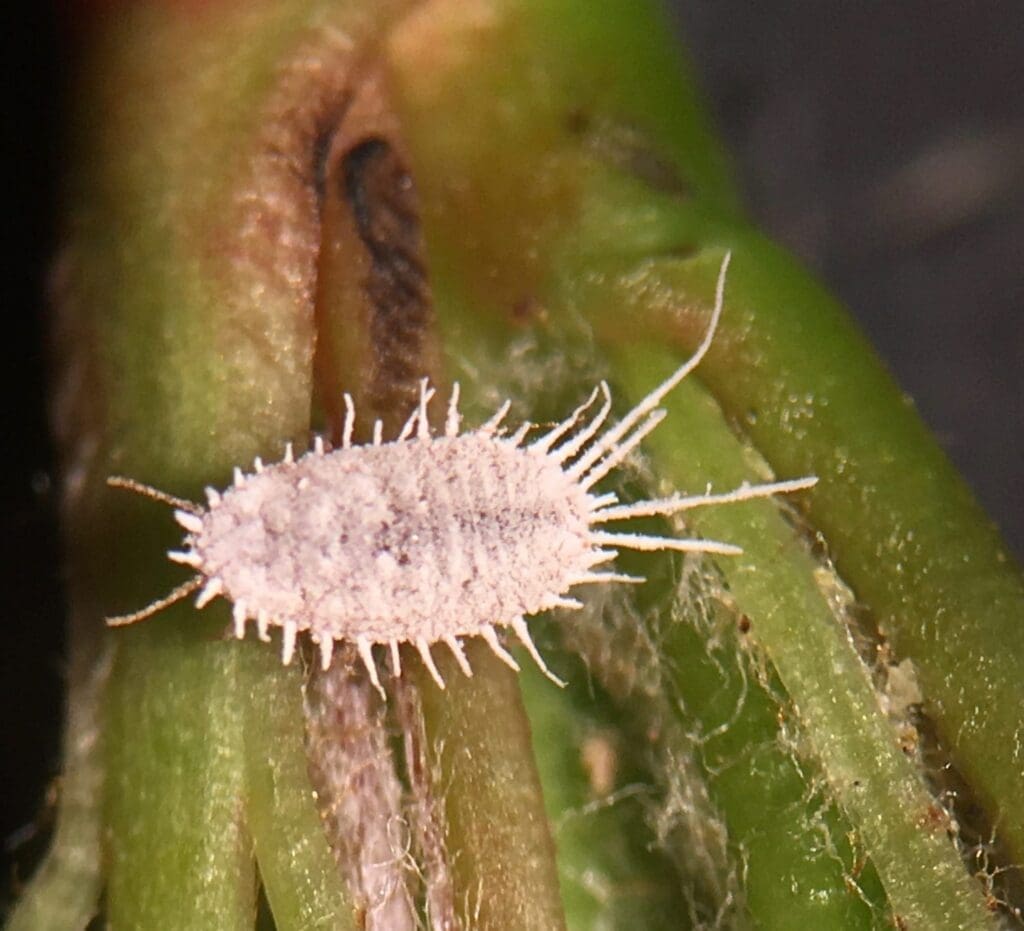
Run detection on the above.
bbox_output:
[107,254,816,696]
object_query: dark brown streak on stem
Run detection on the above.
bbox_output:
[312,65,439,444]
[342,136,432,424]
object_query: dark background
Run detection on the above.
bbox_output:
[674,1,1023,551]
[3,0,1022,898]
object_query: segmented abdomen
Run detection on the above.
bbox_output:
[194,434,594,642]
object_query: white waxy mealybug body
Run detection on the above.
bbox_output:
[107,254,817,697]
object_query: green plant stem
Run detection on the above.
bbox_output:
[414,642,568,931]
[105,611,253,929]
[613,333,991,928]
[241,647,356,930]
[532,567,893,928]
[568,242,1024,864]
[520,654,741,930]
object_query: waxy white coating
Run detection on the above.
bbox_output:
[195,434,595,645]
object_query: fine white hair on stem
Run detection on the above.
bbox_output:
[103,251,818,697]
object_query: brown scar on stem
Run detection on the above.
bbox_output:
[313,63,441,444]
[344,138,432,411]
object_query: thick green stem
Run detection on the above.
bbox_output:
[414,642,568,931]
[105,613,253,929]
[241,647,356,930]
